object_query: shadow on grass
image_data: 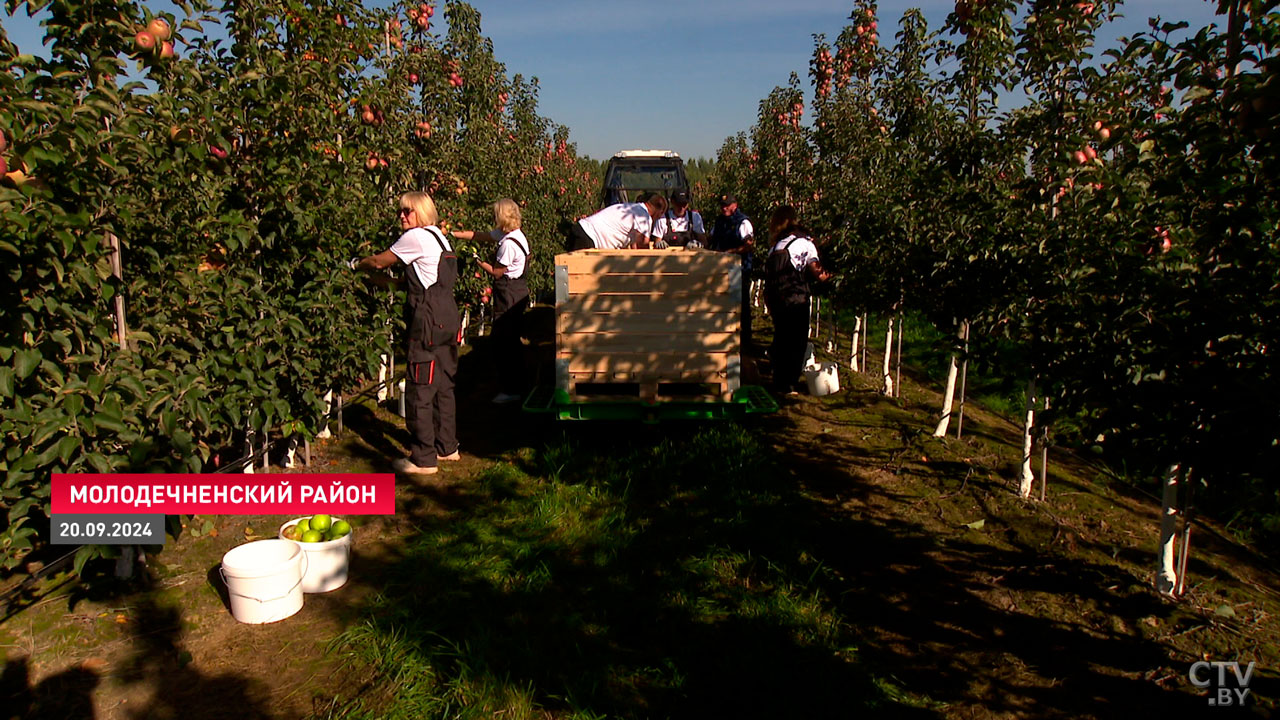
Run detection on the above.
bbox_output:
[0,655,99,719]
[323,402,1245,718]
[319,424,938,718]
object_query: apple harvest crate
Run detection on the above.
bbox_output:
[523,248,777,422]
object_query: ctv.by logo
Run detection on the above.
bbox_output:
[1189,661,1256,707]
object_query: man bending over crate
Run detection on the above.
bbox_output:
[564,195,667,251]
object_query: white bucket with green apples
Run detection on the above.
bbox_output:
[279,515,353,593]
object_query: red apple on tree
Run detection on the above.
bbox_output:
[135,30,157,53]
[159,41,175,59]
[147,18,171,42]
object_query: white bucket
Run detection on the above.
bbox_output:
[279,518,353,593]
[805,362,841,396]
[220,539,307,624]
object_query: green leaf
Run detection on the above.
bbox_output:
[56,435,80,465]
[160,410,176,436]
[91,411,127,434]
[73,545,100,577]
[965,519,986,531]
[146,391,172,415]
[63,393,84,418]
[14,349,41,380]
[85,453,112,473]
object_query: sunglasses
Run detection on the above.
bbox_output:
[398,207,414,217]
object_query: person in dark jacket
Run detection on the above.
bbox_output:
[710,194,755,349]
[763,205,831,394]
[356,191,461,474]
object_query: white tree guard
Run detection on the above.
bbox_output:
[376,353,390,402]
[282,435,299,469]
[1158,463,1184,595]
[242,425,256,474]
[849,315,861,372]
[934,320,967,437]
[881,316,895,397]
[317,390,334,439]
[1018,377,1037,498]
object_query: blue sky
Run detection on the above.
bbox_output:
[2,1,1227,160]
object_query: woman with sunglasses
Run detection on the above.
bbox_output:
[355,192,461,474]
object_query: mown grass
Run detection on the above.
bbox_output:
[315,426,932,719]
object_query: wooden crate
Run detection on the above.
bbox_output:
[555,249,742,402]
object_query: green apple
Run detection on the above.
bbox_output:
[310,514,332,532]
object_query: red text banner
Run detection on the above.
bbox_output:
[52,474,395,515]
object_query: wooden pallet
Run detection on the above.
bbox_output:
[555,249,742,402]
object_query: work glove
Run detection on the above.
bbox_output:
[652,239,669,250]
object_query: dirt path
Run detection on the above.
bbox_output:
[765,365,1280,718]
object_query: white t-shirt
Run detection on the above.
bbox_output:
[653,210,705,240]
[772,234,819,272]
[390,225,452,288]
[578,203,653,249]
[491,228,529,278]
[734,218,755,241]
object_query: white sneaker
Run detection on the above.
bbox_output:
[491,392,523,404]
[392,458,437,475]
[439,450,461,461]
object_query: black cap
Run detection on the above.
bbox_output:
[670,190,690,206]
[719,193,737,207]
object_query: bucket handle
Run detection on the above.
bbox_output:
[220,548,309,604]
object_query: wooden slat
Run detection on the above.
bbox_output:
[567,378,732,403]
[559,352,732,374]
[558,312,738,334]
[556,250,738,275]
[557,294,737,313]
[569,370,727,382]
[559,332,737,354]
[565,272,729,295]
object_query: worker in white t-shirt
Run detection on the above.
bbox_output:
[564,195,668,251]
[651,190,707,248]
[452,198,530,404]
[355,191,461,474]
[763,205,832,394]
